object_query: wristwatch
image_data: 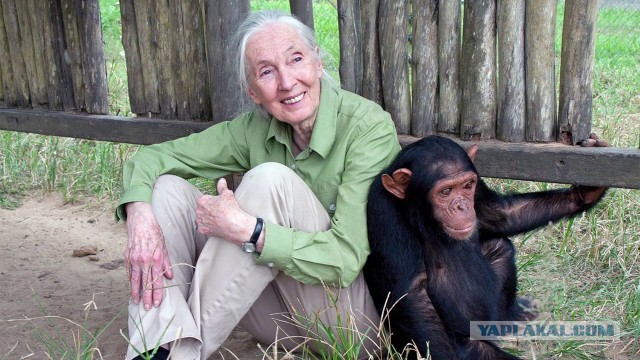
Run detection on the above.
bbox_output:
[242,217,264,253]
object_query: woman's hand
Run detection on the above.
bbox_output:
[124,202,174,310]
[195,178,257,246]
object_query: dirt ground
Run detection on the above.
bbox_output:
[0,194,263,360]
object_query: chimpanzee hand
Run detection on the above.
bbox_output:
[195,178,260,248]
[575,132,610,205]
[124,202,174,310]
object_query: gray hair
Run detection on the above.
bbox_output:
[228,10,329,118]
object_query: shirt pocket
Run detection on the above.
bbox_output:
[315,187,339,216]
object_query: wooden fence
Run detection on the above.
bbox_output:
[0,0,638,188]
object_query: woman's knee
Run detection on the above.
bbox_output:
[238,162,298,192]
[151,175,202,214]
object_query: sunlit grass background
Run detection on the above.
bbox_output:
[0,0,639,359]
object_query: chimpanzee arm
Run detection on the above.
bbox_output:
[475,181,606,237]
[387,272,459,359]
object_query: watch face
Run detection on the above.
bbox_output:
[242,242,256,253]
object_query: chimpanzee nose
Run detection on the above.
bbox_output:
[453,198,469,211]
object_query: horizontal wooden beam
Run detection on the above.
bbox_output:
[0,109,638,188]
[399,135,640,189]
[0,108,209,145]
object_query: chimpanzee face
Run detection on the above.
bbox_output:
[429,170,477,240]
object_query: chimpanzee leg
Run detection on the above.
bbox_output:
[481,237,537,321]
[456,338,521,360]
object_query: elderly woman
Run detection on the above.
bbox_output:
[117,10,400,360]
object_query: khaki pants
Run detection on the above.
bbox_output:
[126,163,380,360]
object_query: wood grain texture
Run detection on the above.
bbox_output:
[525,0,557,142]
[497,0,525,142]
[411,0,438,137]
[437,0,461,134]
[379,0,411,134]
[337,0,362,94]
[460,0,496,140]
[558,0,599,145]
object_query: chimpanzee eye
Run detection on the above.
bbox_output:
[440,188,452,197]
[464,180,475,190]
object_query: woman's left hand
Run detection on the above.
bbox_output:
[195,178,256,245]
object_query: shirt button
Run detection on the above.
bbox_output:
[267,262,274,268]
[290,164,296,170]
[329,204,336,211]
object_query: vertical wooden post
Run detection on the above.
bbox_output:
[152,0,177,119]
[411,0,438,137]
[497,0,525,142]
[437,0,461,134]
[27,0,49,109]
[1,0,30,107]
[133,0,161,115]
[16,0,42,108]
[525,1,557,142]
[360,0,383,106]
[338,0,362,94]
[80,0,109,114]
[205,0,250,123]
[119,0,145,114]
[460,0,497,140]
[182,1,210,121]
[48,0,76,110]
[61,0,88,111]
[0,0,15,107]
[379,0,411,134]
[558,0,599,145]
[290,0,314,30]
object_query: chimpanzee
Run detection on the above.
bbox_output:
[364,135,607,360]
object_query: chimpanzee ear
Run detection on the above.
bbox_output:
[381,168,412,199]
[466,144,479,162]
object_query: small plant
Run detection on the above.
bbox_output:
[9,291,124,360]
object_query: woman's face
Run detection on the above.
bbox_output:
[245,23,323,128]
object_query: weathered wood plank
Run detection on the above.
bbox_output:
[379,0,411,134]
[437,0,461,134]
[290,0,314,30]
[60,0,86,111]
[1,0,30,107]
[0,0,14,107]
[497,0,525,142]
[410,0,438,137]
[132,0,160,114]
[525,0,557,142]
[119,0,145,114]
[398,134,640,189]
[152,0,176,119]
[205,0,249,123]
[27,0,49,108]
[558,0,599,145]
[80,0,109,114]
[182,1,210,121]
[1,108,637,189]
[337,0,362,94]
[0,108,208,145]
[42,0,67,110]
[169,1,188,120]
[16,0,42,108]
[460,0,497,140]
[360,0,383,106]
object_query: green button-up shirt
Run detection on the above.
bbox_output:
[116,79,401,287]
